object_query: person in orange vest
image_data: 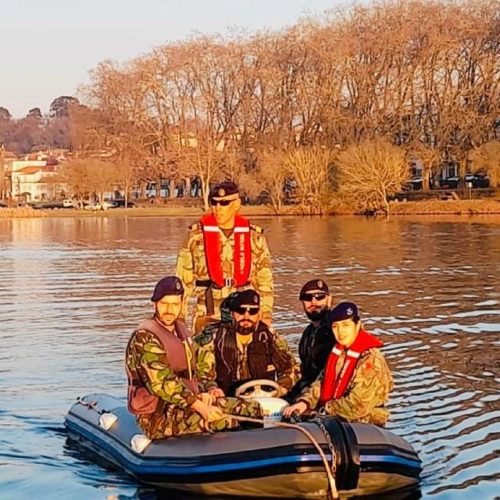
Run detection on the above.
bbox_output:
[283,302,393,426]
[176,181,273,335]
[125,276,262,440]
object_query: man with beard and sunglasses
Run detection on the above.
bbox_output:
[176,181,274,336]
[195,290,299,399]
[125,276,262,440]
[283,279,334,403]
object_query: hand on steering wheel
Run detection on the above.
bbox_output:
[234,379,282,399]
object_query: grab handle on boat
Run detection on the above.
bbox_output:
[131,434,152,454]
[99,412,118,430]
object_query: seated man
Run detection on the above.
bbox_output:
[196,289,300,398]
[283,302,393,426]
[283,279,334,403]
[126,276,262,440]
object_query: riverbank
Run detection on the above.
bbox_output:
[384,199,500,215]
[1,199,499,218]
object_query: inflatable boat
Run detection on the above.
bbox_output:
[65,393,421,498]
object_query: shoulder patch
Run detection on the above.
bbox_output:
[250,224,264,234]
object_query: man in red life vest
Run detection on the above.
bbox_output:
[125,276,262,440]
[176,181,273,335]
[283,301,393,426]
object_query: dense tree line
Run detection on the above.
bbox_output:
[0,97,79,154]
[4,0,500,213]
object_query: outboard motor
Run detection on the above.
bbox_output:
[252,397,289,427]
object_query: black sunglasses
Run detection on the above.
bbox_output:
[210,199,232,206]
[233,306,260,315]
[302,293,328,302]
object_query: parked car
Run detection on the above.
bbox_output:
[464,173,476,185]
[62,199,75,208]
[471,172,490,188]
[439,176,460,189]
[110,199,135,208]
[84,201,114,210]
[440,173,490,189]
[409,176,423,190]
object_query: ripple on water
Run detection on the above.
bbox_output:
[1,216,499,499]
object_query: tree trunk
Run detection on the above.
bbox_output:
[201,178,210,211]
[124,179,129,208]
[422,165,431,191]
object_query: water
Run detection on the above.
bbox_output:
[0,216,499,500]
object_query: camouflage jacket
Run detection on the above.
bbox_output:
[126,328,198,411]
[175,221,274,330]
[195,321,300,396]
[297,348,393,426]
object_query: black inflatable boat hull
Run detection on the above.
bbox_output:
[65,394,421,498]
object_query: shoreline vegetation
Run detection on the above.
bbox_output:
[2,1,499,218]
[1,199,499,219]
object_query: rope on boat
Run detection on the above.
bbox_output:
[226,414,339,500]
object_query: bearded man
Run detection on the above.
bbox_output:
[195,290,299,398]
[283,279,334,403]
[125,276,262,440]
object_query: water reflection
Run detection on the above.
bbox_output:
[0,216,499,499]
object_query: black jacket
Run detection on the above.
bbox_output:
[284,320,334,402]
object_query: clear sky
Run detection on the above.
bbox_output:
[0,0,340,118]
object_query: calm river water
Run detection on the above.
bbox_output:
[0,216,499,500]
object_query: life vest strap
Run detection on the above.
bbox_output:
[195,279,250,289]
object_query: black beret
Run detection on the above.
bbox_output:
[228,289,260,311]
[210,181,239,200]
[151,276,184,302]
[328,302,359,324]
[299,279,329,300]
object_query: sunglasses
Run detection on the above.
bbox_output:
[233,306,260,315]
[302,293,328,302]
[210,199,232,206]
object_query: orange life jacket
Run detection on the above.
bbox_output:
[320,329,383,405]
[126,318,199,416]
[199,213,252,288]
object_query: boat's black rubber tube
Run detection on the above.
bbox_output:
[321,418,360,491]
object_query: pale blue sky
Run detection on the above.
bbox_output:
[0,0,344,118]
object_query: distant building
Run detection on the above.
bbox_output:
[11,164,67,201]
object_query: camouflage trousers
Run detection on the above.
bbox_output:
[138,397,263,440]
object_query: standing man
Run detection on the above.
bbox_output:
[176,181,273,335]
[283,302,393,426]
[126,276,262,440]
[283,279,334,403]
[196,290,300,397]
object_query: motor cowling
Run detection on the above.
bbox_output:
[252,397,289,427]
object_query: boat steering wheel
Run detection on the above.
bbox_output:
[234,379,281,399]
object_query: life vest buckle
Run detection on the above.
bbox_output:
[224,278,235,287]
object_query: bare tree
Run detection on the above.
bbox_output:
[335,139,410,215]
[256,149,288,213]
[62,158,118,207]
[71,0,498,207]
[284,146,336,214]
[469,141,500,188]
[60,160,91,207]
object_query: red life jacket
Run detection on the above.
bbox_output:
[126,318,199,416]
[200,213,252,288]
[319,329,383,406]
